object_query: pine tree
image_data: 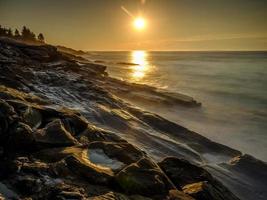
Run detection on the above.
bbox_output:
[14,29,20,38]
[37,33,45,43]
[7,28,13,37]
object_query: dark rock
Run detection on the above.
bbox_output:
[56,191,84,200]
[78,125,127,144]
[13,175,42,195]
[6,122,35,151]
[0,100,16,136]
[34,119,79,148]
[182,181,226,200]
[88,142,145,165]
[115,158,175,196]
[158,157,239,200]
[158,157,211,187]
[65,155,113,185]
[7,100,42,129]
[61,113,88,136]
[168,189,195,200]
[223,154,267,182]
[35,146,85,163]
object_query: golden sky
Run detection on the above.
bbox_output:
[1,0,267,50]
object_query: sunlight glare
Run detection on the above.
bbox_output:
[131,51,149,80]
[133,17,146,30]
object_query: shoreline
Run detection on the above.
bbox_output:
[0,37,266,200]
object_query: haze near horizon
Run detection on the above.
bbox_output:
[0,0,267,51]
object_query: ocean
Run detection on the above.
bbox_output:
[86,51,267,161]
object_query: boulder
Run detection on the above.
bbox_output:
[35,146,85,163]
[90,191,152,200]
[158,157,239,200]
[7,100,42,129]
[61,113,88,136]
[65,155,114,185]
[115,158,175,196]
[183,181,234,200]
[0,100,16,136]
[158,157,211,188]
[78,125,127,144]
[168,189,195,200]
[34,119,79,148]
[6,122,35,151]
[88,142,145,165]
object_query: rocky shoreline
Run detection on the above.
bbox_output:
[0,37,266,200]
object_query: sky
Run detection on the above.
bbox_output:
[0,0,267,51]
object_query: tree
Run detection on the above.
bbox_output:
[0,26,7,36]
[14,29,20,38]
[7,28,13,37]
[37,33,45,43]
[21,26,36,41]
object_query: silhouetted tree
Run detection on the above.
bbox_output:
[37,33,45,43]
[0,25,7,36]
[7,28,13,37]
[21,26,36,41]
[0,25,45,43]
[14,29,20,38]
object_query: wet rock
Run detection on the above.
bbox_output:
[6,122,35,151]
[7,100,42,129]
[115,158,174,196]
[61,113,88,136]
[0,182,19,200]
[35,146,85,163]
[223,154,267,182]
[78,125,127,144]
[158,157,239,200]
[0,100,16,136]
[90,192,130,200]
[13,175,42,195]
[88,142,145,165]
[65,155,113,185]
[34,119,79,148]
[158,157,211,188]
[56,190,84,200]
[168,189,195,200]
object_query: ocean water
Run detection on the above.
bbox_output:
[86,51,267,161]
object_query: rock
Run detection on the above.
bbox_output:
[0,100,16,136]
[7,100,42,129]
[13,175,42,195]
[61,113,88,136]
[88,142,145,165]
[6,122,35,151]
[78,125,127,144]
[35,146,85,163]
[115,158,175,196]
[158,157,239,200]
[34,119,79,148]
[0,182,19,199]
[90,192,125,200]
[158,157,211,188]
[56,191,84,200]
[182,181,240,200]
[168,189,195,200]
[65,155,113,185]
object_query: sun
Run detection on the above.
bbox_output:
[133,17,146,30]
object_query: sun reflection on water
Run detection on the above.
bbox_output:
[131,51,149,80]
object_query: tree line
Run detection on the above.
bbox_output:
[0,25,45,43]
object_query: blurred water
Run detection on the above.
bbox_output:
[86,51,267,161]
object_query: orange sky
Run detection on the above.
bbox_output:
[1,0,267,50]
